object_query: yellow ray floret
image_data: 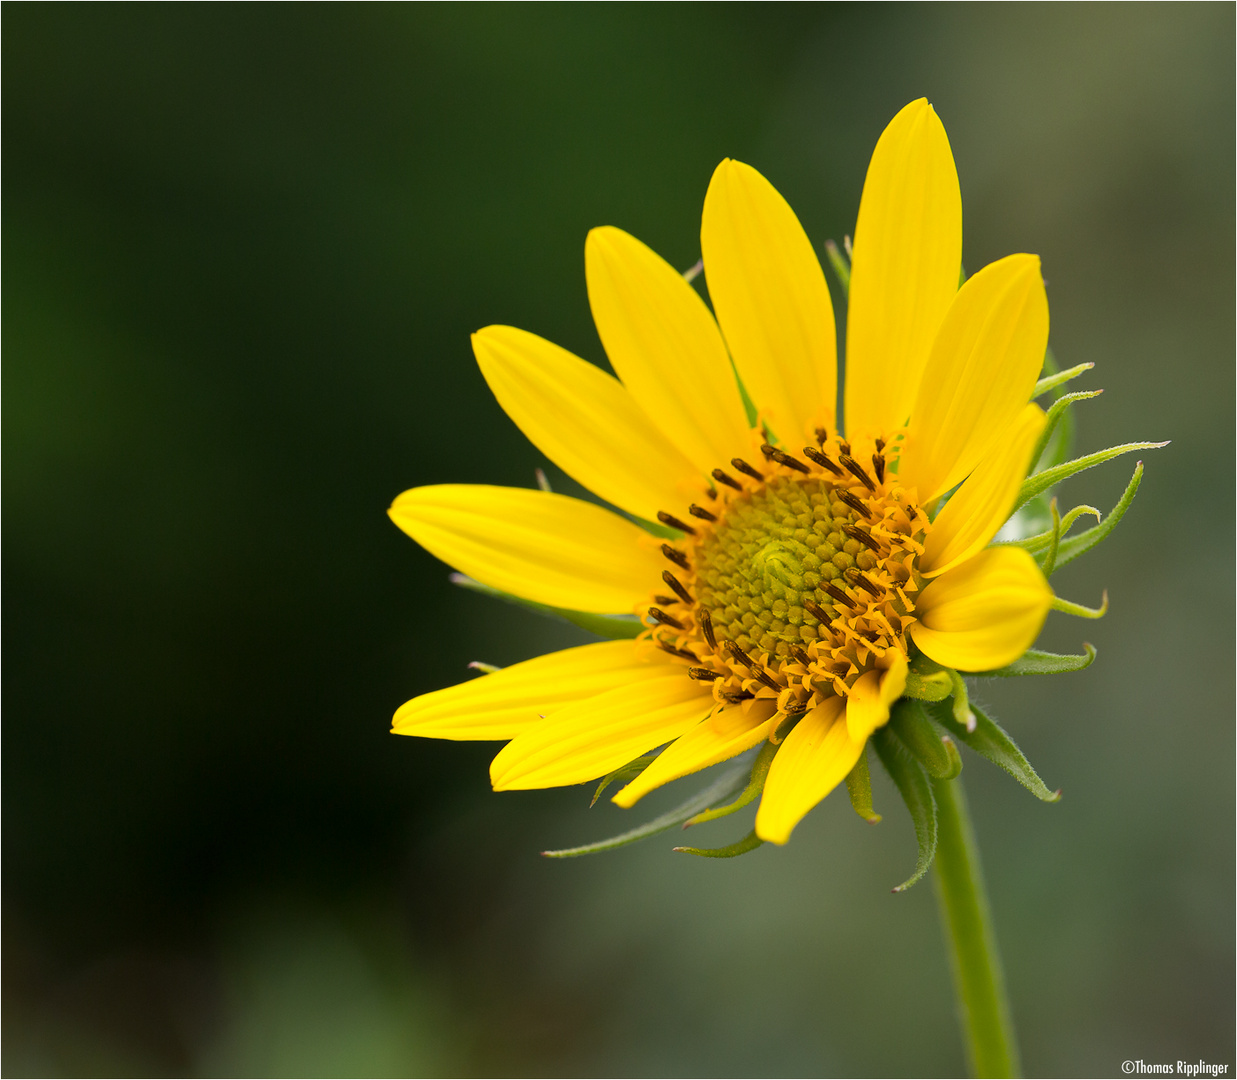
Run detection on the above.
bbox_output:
[490,672,714,790]
[585,225,751,473]
[473,325,699,523]
[911,547,1054,671]
[392,640,665,742]
[898,254,1049,502]
[701,158,836,444]
[755,697,861,845]
[611,698,780,808]
[388,484,661,614]
[845,97,961,440]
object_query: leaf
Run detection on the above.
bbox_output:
[591,752,660,807]
[1012,442,1168,516]
[541,763,750,858]
[1031,361,1094,399]
[890,699,962,780]
[871,727,938,892]
[1030,389,1102,475]
[449,573,643,640]
[684,740,777,827]
[844,746,882,823]
[928,701,1060,803]
[972,644,1096,677]
[674,829,764,858]
[1053,461,1144,570]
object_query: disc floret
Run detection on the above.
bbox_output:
[642,431,930,718]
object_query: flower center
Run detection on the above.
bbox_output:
[644,435,930,714]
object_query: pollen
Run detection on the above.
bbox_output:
[644,434,930,715]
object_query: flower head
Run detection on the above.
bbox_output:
[388,99,1155,855]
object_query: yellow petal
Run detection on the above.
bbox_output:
[388,484,661,613]
[700,159,837,444]
[586,226,752,473]
[473,325,700,523]
[898,254,1049,501]
[845,652,909,742]
[489,672,713,790]
[910,546,1054,671]
[611,698,779,808]
[393,640,662,741]
[755,697,863,845]
[921,403,1046,577]
[844,99,962,441]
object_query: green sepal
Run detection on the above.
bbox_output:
[903,654,953,702]
[449,573,643,640]
[871,727,938,893]
[1040,497,1062,575]
[1031,361,1094,399]
[683,739,778,827]
[542,762,750,858]
[928,701,1060,803]
[1053,592,1109,619]
[674,828,764,859]
[824,238,850,295]
[1053,461,1144,570]
[1012,441,1168,516]
[591,753,660,807]
[1000,502,1100,555]
[890,699,962,780]
[1032,389,1102,476]
[971,644,1096,677]
[844,746,881,823]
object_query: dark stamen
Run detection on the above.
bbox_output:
[762,444,811,474]
[815,427,829,447]
[656,639,698,661]
[803,446,843,475]
[721,689,754,704]
[858,628,881,643]
[838,439,851,456]
[842,523,882,553]
[657,511,696,535]
[688,666,721,682]
[836,489,873,520]
[872,452,886,484]
[875,437,886,453]
[751,667,781,691]
[789,644,813,667]
[724,639,755,667]
[660,543,690,570]
[699,608,717,650]
[731,458,765,482]
[711,468,742,491]
[662,571,693,604]
[654,594,677,606]
[845,569,882,596]
[688,503,718,523]
[647,607,684,630]
[803,597,833,623]
[821,582,859,609]
[839,454,876,491]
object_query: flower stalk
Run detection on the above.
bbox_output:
[932,773,1020,1078]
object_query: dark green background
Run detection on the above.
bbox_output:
[5,4,1233,1076]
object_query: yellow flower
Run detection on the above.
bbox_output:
[389,99,1055,845]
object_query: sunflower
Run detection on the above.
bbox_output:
[388,98,1057,845]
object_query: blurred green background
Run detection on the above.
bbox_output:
[4,5,1233,1077]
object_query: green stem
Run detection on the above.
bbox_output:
[932,774,1021,1078]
